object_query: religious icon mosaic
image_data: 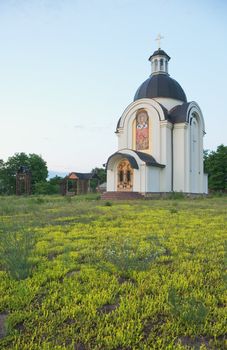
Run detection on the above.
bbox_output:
[136,110,149,150]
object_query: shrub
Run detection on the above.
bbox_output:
[169,191,185,200]
[0,223,36,280]
[104,201,112,207]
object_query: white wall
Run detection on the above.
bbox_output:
[160,121,172,191]
[106,153,123,191]
[188,107,206,194]
[146,167,160,192]
[106,169,115,191]
[172,101,207,194]
[190,117,200,192]
[203,174,208,194]
[173,123,188,192]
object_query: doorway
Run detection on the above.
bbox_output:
[117,159,133,191]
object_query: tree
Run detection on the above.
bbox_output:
[0,160,7,194]
[90,167,106,192]
[0,153,48,195]
[34,176,62,195]
[204,144,227,192]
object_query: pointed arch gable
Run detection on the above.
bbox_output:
[106,152,139,171]
[117,98,168,131]
[187,102,205,133]
[169,101,205,132]
[106,149,165,171]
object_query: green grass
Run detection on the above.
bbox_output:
[0,195,226,350]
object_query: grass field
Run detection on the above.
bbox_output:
[0,195,226,350]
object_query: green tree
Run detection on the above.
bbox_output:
[90,167,106,192]
[204,144,227,191]
[0,160,7,194]
[28,154,48,188]
[0,153,48,194]
[34,176,62,195]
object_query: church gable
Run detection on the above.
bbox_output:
[116,99,169,162]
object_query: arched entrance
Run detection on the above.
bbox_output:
[117,159,133,191]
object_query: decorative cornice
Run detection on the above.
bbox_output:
[160,120,173,129]
[173,122,188,130]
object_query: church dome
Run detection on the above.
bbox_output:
[134,47,187,102]
[134,74,187,102]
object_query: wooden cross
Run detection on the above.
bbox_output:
[155,33,164,49]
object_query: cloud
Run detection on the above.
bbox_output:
[74,125,84,129]
[42,137,50,141]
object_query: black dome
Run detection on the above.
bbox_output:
[149,49,170,61]
[134,74,187,102]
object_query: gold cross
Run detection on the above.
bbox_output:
[155,33,164,49]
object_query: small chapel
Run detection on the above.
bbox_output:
[104,41,208,198]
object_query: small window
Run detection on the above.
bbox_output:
[160,59,164,70]
[154,59,158,71]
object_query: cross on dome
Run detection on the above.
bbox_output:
[155,33,164,49]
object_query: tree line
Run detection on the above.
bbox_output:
[0,152,106,195]
[204,144,227,192]
[0,145,226,195]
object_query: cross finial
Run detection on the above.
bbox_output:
[155,33,164,49]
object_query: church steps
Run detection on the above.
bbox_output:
[101,191,144,200]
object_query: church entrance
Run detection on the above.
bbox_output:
[117,159,133,191]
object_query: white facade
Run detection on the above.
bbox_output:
[106,49,208,195]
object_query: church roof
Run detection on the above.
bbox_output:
[106,152,139,169]
[133,150,165,168]
[169,102,191,123]
[149,49,170,61]
[134,74,187,102]
[106,151,165,169]
[67,172,93,180]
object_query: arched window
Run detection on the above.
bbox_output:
[154,59,158,71]
[160,59,164,70]
[190,114,200,193]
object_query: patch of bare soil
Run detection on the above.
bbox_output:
[63,317,75,325]
[97,302,119,314]
[157,259,173,266]
[118,276,136,285]
[0,312,8,339]
[74,342,86,350]
[177,336,212,349]
[66,269,80,278]
[15,321,25,332]
[58,270,80,283]
[47,251,61,261]
[143,314,166,339]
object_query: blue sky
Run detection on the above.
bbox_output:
[0,0,226,174]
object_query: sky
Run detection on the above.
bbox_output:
[0,0,227,175]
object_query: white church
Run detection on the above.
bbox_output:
[103,44,208,198]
